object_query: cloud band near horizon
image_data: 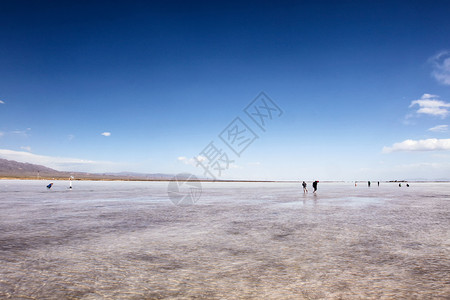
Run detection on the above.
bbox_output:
[0,149,122,173]
[383,138,450,153]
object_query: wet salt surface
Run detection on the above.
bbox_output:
[0,180,449,299]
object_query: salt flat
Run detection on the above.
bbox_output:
[0,180,449,299]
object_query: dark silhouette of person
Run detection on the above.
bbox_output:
[406,184,410,187]
[368,181,371,187]
[378,181,380,187]
[312,181,318,193]
[302,181,308,193]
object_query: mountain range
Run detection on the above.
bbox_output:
[0,158,176,180]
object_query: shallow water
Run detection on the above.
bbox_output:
[0,180,449,299]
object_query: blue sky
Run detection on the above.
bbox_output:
[1,0,450,180]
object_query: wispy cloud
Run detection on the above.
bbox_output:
[177,156,189,163]
[0,149,123,172]
[431,153,450,159]
[0,100,4,104]
[12,130,29,136]
[20,146,32,152]
[177,156,204,166]
[383,138,450,153]
[402,113,416,125]
[0,128,32,138]
[409,94,450,118]
[428,124,448,132]
[0,132,3,137]
[101,132,111,137]
[429,50,450,85]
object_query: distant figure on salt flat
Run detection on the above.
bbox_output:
[406,184,410,187]
[302,181,308,193]
[368,181,371,187]
[312,181,318,193]
[399,183,402,187]
[46,183,53,189]
[378,181,380,187]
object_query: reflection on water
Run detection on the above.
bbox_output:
[0,180,449,299]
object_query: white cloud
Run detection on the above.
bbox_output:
[383,138,450,153]
[429,50,450,85]
[20,146,32,152]
[0,149,123,172]
[428,125,448,132]
[101,132,111,137]
[195,155,206,162]
[0,100,4,104]
[409,94,450,118]
[421,93,438,99]
[177,155,204,166]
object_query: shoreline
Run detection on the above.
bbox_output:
[1,177,449,183]
[0,176,278,183]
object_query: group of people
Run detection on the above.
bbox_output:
[302,180,318,193]
[366,181,409,187]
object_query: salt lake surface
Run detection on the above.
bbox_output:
[0,180,449,299]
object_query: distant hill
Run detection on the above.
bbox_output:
[0,158,264,182]
[0,158,175,180]
[0,158,61,178]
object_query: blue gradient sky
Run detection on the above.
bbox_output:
[1,0,450,180]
